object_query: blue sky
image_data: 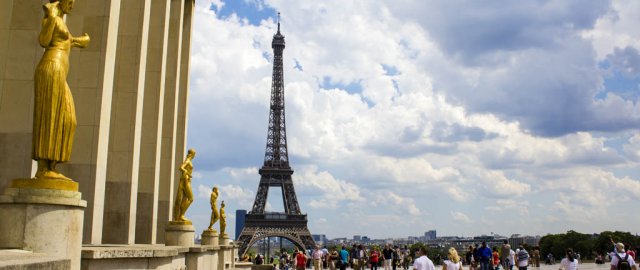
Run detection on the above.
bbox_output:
[185,0,640,240]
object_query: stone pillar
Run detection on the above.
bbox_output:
[135,0,171,245]
[157,0,185,244]
[201,229,219,246]
[0,188,86,270]
[59,0,121,245]
[175,0,194,181]
[0,1,42,192]
[165,223,195,246]
[102,0,151,244]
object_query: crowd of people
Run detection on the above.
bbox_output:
[246,239,638,270]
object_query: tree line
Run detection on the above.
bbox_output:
[538,230,640,260]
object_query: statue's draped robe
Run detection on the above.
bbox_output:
[32,10,76,162]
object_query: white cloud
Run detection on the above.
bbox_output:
[451,211,471,223]
[186,0,640,238]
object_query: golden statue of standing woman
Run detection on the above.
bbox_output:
[172,149,195,224]
[219,200,227,236]
[33,0,89,181]
[207,186,219,231]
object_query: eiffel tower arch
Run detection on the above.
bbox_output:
[236,14,315,257]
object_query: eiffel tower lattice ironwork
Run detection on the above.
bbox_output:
[236,15,315,256]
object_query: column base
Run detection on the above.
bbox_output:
[201,229,219,246]
[165,222,195,246]
[0,187,86,270]
[219,233,230,246]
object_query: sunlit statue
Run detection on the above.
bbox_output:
[33,0,89,181]
[207,186,220,230]
[172,149,195,223]
[219,200,227,235]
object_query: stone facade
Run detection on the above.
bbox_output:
[0,0,194,247]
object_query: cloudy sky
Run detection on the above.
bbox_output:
[185,0,640,240]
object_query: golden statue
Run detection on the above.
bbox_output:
[32,0,89,181]
[207,186,220,230]
[219,200,227,235]
[172,149,195,224]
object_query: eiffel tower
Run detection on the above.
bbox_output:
[236,15,315,256]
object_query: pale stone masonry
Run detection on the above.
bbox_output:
[0,0,195,246]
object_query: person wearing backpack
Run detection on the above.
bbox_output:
[611,243,637,270]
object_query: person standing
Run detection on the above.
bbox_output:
[371,247,380,270]
[393,246,401,270]
[532,248,540,268]
[296,250,308,270]
[413,246,436,270]
[492,247,501,270]
[611,242,637,270]
[501,241,511,270]
[477,242,493,270]
[559,248,578,270]
[313,246,324,270]
[329,247,339,270]
[383,244,394,270]
[516,245,529,270]
[466,245,475,270]
[339,246,349,270]
[443,248,463,270]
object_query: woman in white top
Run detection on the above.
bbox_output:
[443,247,463,270]
[559,248,578,270]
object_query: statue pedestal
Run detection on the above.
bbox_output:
[219,233,230,246]
[165,222,195,246]
[0,185,86,270]
[201,229,219,246]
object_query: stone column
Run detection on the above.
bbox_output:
[175,0,194,184]
[157,0,185,244]
[102,0,151,244]
[135,0,171,245]
[59,0,121,245]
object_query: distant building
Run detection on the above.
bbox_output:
[313,234,328,245]
[354,235,361,242]
[235,209,247,240]
[362,236,370,243]
[425,230,437,240]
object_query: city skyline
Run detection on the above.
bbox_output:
[184,0,640,240]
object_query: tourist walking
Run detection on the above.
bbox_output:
[532,248,540,267]
[476,242,492,270]
[339,246,349,270]
[329,247,339,270]
[393,246,401,270]
[611,242,636,270]
[296,250,308,270]
[516,245,529,270]
[501,241,511,270]
[559,248,578,270]
[313,245,324,270]
[384,245,394,270]
[443,247,463,270]
[413,246,435,270]
[492,247,501,270]
[371,246,380,270]
[466,245,475,270]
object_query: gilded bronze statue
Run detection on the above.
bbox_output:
[33,0,89,181]
[219,200,227,235]
[207,186,220,230]
[172,149,195,224]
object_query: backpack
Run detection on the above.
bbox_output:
[615,253,631,270]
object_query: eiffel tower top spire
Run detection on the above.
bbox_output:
[263,12,288,168]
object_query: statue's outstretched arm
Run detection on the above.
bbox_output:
[72,33,90,48]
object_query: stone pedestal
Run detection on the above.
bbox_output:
[201,229,219,246]
[0,186,86,270]
[219,233,229,246]
[165,222,195,246]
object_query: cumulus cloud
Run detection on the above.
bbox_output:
[185,0,640,238]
